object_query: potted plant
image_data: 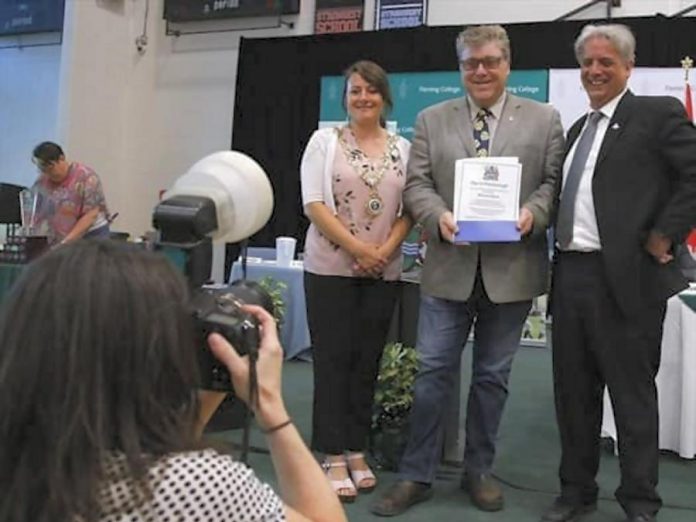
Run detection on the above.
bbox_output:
[370,342,419,471]
[257,276,287,326]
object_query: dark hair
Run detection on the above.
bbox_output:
[32,141,65,164]
[0,240,201,522]
[342,60,393,127]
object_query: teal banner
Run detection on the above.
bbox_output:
[320,69,549,140]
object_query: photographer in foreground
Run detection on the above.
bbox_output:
[0,240,345,522]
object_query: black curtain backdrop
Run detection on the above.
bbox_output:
[231,15,696,247]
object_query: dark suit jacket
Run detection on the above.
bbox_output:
[558,91,696,317]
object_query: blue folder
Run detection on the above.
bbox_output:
[455,220,520,243]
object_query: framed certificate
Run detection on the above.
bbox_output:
[453,157,521,243]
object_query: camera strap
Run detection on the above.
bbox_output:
[239,351,259,464]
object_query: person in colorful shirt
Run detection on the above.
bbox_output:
[31,141,110,245]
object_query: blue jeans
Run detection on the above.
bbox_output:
[399,280,531,483]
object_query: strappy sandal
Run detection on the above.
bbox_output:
[346,452,377,494]
[322,460,357,503]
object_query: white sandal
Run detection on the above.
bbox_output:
[322,460,357,503]
[346,452,377,493]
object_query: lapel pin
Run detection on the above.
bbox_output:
[611,122,621,130]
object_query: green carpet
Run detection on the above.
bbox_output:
[210,346,696,521]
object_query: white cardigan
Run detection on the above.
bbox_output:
[300,126,411,214]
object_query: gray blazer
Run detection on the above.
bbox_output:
[404,94,565,303]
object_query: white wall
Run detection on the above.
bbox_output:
[57,0,321,238]
[1,0,694,238]
[426,0,692,25]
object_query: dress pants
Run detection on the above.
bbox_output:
[305,272,398,454]
[399,272,531,483]
[551,251,666,517]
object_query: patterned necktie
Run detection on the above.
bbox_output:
[556,111,603,249]
[473,108,492,157]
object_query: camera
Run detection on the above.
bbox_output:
[190,279,275,391]
[151,151,275,393]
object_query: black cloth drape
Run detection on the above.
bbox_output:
[231,15,696,248]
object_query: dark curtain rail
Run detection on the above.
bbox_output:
[671,3,696,17]
[554,0,621,22]
[231,15,696,246]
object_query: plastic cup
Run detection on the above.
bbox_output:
[275,236,297,267]
[19,189,38,235]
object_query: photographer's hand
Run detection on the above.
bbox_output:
[208,306,346,522]
[207,305,288,430]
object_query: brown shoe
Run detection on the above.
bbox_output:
[461,473,504,511]
[370,480,433,517]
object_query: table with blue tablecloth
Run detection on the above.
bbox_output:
[230,258,311,360]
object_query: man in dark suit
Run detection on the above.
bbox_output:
[543,24,696,522]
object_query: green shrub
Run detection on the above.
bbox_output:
[258,276,287,326]
[373,342,418,429]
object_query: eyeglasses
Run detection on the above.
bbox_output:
[32,157,52,172]
[460,56,505,71]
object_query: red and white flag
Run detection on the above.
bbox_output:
[687,229,696,259]
[685,82,694,122]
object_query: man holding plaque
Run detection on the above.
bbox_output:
[543,25,696,522]
[372,25,564,517]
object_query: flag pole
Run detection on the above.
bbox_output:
[681,57,696,255]
[681,56,693,82]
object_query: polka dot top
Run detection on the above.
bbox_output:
[98,449,286,521]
